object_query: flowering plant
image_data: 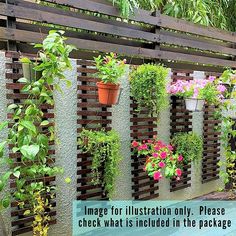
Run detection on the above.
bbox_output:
[168,77,226,104]
[94,52,126,84]
[132,138,184,181]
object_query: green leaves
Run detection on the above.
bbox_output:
[20,145,40,160]
[1,196,10,208]
[20,57,31,63]
[40,120,49,126]
[13,171,20,179]
[20,120,37,134]
[18,77,28,83]
[0,121,8,132]
[130,63,168,117]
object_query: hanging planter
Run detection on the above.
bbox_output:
[97,81,120,105]
[129,64,168,116]
[185,98,205,112]
[94,52,126,106]
[168,77,226,111]
[22,62,42,81]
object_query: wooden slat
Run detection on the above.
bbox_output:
[0,27,235,67]
[45,0,236,44]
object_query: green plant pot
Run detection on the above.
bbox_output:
[22,63,42,81]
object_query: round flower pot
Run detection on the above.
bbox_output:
[185,98,205,112]
[22,63,42,81]
[97,82,120,105]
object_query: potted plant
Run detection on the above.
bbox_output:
[171,132,203,163]
[129,63,168,117]
[94,53,126,105]
[78,129,122,199]
[168,78,226,112]
[132,138,184,181]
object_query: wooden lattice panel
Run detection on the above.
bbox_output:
[202,104,221,183]
[130,99,159,200]
[77,59,111,200]
[170,70,193,192]
[5,51,56,236]
[202,73,221,183]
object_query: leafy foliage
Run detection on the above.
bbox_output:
[217,69,236,187]
[171,132,203,163]
[129,63,168,117]
[78,129,122,199]
[111,0,235,31]
[0,30,75,235]
[94,52,127,84]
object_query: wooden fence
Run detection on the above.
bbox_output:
[0,0,235,71]
[1,0,235,235]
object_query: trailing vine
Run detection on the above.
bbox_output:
[0,30,75,235]
[214,69,236,191]
[129,63,169,117]
[78,129,122,199]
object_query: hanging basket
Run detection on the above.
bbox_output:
[185,98,205,112]
[97,81,120,105]
[22,63,42,81]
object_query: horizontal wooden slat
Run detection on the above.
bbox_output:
[77,110,112,116]
[130,124,156,130]
[0,27,235,67]
[45,0,236,43]
[130,131,157,138]
[138,193,159,200]
[77,191,103,200]
[132,186,159,197]
[170,183,191,192]
[10,176,56,188]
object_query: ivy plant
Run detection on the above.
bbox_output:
[0,30,75,235]
[171,132,203,163]
[129,63,169,117]
[78,129,122,199]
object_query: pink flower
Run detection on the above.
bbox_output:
[158,162,165,168]
[153,153,158,158]
[132,141,139,148]
[178,155,183,162]
[138,146,142,151]
[176,168,182,177]
[154,146,160,151]
[153,171,162,181]
[217,84,226,93]
[193,88,199,98]
[167,145,173,151]
[208,76,216,82]
[160,152,167,159]
[176,176,180,181]
[147,140,152,143]
[141,144,148,150]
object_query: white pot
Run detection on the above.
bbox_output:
[185,98,205,112]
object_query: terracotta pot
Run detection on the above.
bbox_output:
[22,63,42,81]
[185,98,205,112]
[97,82,120,105]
